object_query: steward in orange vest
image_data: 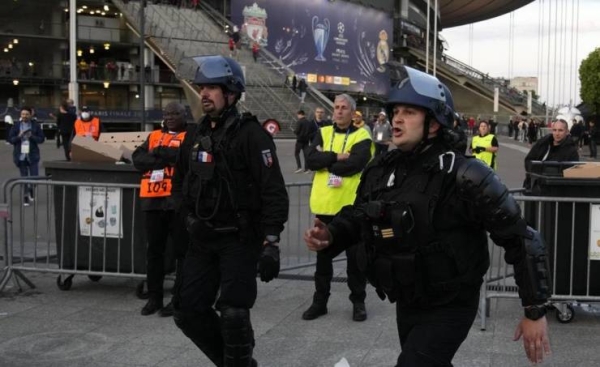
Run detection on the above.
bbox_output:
[73,107,102,141]
[132,102,189,317]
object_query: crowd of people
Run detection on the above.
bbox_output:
[9,52,600,366]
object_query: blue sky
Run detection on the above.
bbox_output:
[441,0,600,107]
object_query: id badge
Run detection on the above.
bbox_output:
[327,173,343,188]
[149,169,164,183]
[376,132,383,142]
[21,140,30,154]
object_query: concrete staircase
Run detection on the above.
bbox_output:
[111,0,333,138]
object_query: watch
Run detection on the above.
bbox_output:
[524,305,547,320]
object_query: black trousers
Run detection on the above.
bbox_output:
[61,132,72,161]
[590,140,597,159]
[175,233,261,367]
[395,302,478,366]
[313,215,367,304]
[294,141,309,170]
[144,210,189,300]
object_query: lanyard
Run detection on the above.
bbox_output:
[329,127,350,153]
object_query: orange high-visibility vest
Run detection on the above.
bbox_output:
[139,130,186,198]
[74,117,101,141]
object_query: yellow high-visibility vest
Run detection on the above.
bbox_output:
[472,134,497,170]
[310,126,373,215]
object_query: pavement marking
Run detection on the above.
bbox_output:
[0,331,111,362]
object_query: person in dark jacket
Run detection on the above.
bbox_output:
[304,65,551,366]
[171,55,289,367]
[8,106,45,206]
[132,102,189,317]
[294,110,316,173]
[523,119,579,189]
[569,119,584,148]
[588,120,600,159]
[55,101,77,161]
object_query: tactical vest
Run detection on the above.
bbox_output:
[184,113,262,230]
[310,125,373,215]
[139,130,186,198]
[356,150,489,308]
[472,134,497,170]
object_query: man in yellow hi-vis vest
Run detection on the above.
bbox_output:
[471,120,499,170]
[302,93,374,322]
[132,102,188,317]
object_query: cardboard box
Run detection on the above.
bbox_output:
[71,132,150,163]
[100,132,151,162]
[563,163,600,179]
[71,136,124,163]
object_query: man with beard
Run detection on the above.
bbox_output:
[171,55,289,367]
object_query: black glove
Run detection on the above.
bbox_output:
[472,146,486,154]
[258,243,280,282]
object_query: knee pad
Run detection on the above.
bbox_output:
[220,307,250,331]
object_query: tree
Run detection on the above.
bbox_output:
[579,48,600,114]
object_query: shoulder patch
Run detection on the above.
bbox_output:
[261,149,273,168]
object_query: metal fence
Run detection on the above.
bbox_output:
[0,178,316,293]
[480,193,600,329]
[3,178,600,333]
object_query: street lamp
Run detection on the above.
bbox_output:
[13,79,19,86]
[103,81,110,89]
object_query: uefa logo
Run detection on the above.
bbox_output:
[337,22,345,37]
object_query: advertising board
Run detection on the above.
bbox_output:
[232,0,394,95]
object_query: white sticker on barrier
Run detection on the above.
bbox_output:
[589,204,600,261]
[78,186,123,238]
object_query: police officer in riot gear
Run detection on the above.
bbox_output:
[171,55,289,367]
[304,65,551,366]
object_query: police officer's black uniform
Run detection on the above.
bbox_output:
[312,65,551,366]
[171,55,289,367]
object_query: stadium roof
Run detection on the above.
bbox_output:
[440,0,535,28]
[345,0,533,29]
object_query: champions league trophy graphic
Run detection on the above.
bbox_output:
[376,30,390,72]
[312,16,330,62]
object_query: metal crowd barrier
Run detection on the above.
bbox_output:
[6,177,597,333]
[0,178,317,293]
[480,193,600,330]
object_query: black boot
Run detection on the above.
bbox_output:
[352,302,367,322]
[159,301,174,317]
[141,298,163,316]
[302,292,329,320]
[221,307,255,367]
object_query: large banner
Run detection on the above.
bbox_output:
[232,0,393,95]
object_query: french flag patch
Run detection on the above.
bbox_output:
[197,151,213,163]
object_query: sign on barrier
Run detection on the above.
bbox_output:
[78,186,123,239]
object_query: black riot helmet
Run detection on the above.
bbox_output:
[191,55,245,95]
[385,64,452,128]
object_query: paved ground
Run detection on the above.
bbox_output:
[1,133,600,367]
